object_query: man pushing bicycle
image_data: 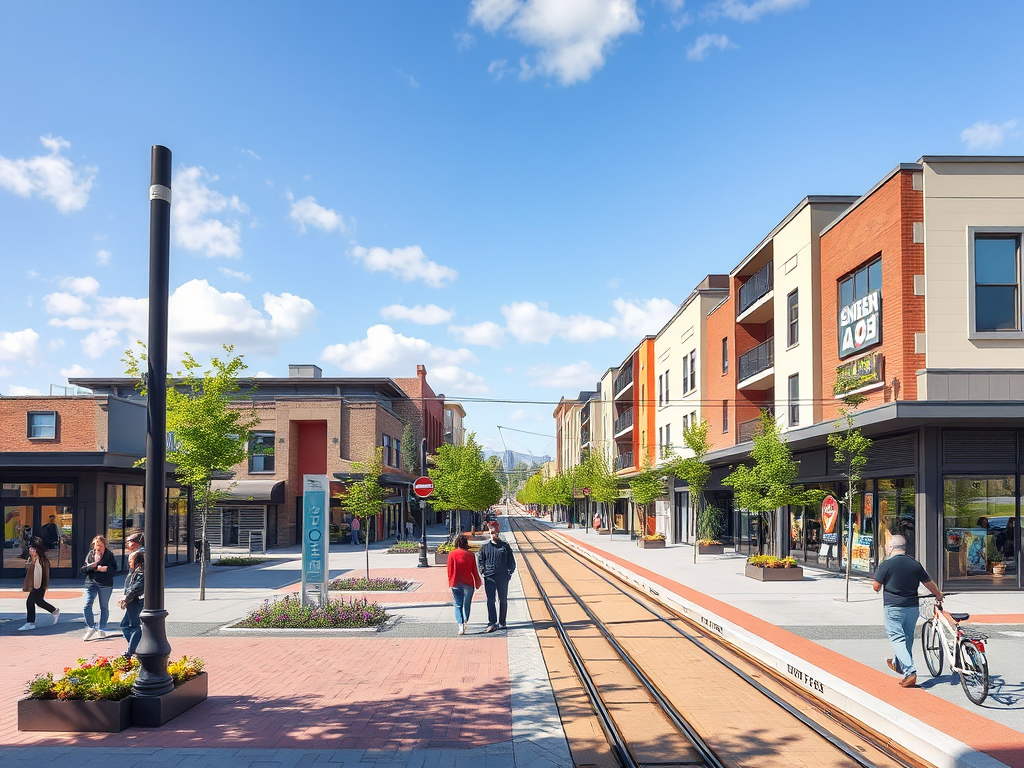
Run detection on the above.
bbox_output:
[871,535,943,688]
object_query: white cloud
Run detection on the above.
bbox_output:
[0,365,10,377]
[218,267,252,282]
[0,329,40,362]
[172,166,248,258]
[510,407,545,422]
[287,193,346,234]
[60,363,93,379]
[48,339,65,351]
[449,320,506,348]
[255,370,275,378]
[526,361,600,389]
[349,244,458,288]
[241,148,261,160]
[59,275,100,296]
[96,249,111,266]
[82,328,122,359]
[0,135,96,213]
[454,31,477,50]
[708,0,808,22]
[429,365,489,394]
[9,385,42,396]
[470,0,642,85]
[686,33,734,61]
[960,120,1019,150]
[396,69,420,88]
[501,301,615,344]
[610,297,677,338]
[380,304,455,325]
[44,292,89,316]
[27,270,40,279]
[607,277,621,289]
[321,324,477,378]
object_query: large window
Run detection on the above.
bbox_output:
[788,374,799,426]
[664,370,670,404]
[27,412,57,439]
[249,432,275,473]
[839,258,882,309]
[688,350,696,392]
[973,234,1021,333]
[943,476,1017,583]
[106,484,188,569]
[787,290,799,347]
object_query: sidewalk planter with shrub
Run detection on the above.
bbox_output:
[386,540,420,554]
[434,541,453,566]
[637,534,666,549]
[234,594,389,629]
[744,555,803,582]
[329,576,411,592]
[133,661,208,728]
[697,539,725,555]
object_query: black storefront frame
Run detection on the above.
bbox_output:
[104,482,192,572]
[2,479,79,580]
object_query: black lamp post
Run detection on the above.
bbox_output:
[134,146,174,698]
[417,437,429,568]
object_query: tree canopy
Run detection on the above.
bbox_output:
[429,433,502,512]
[339,446,387,579]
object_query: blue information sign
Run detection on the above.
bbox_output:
[302,474,330,605]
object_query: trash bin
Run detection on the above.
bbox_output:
[194,538,211,562]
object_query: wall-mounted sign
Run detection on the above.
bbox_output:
[839,289,881,359]
[821,495,839,545]
[301,474,330,606]
[834,352,885,395]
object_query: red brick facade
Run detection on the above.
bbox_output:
[0,397,108,452]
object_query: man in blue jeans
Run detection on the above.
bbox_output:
[872,535,942,688]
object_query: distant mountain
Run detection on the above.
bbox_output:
[483,449,550,471]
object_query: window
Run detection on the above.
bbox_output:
[658,374,663,407]
[658,427,664,455]
[383,434,392,466]
[664,370,670,404]
[973,234,1021,332]
[248,432,275,473]
[682,414,688,432]
[664,424,671,455]
[722,400,729,432]
[788,374,799,426]
[688,351,696,392]
[682,355,689,393]
[394,438,401,469]
[27,412,57,439]
[691,410,697,429]
[839,258,882,308]
[787,290,799,347]
[722,338,728,374]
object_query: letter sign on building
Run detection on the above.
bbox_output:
[838,289,881,359]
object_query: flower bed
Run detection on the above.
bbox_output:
[637,533,666,549]
[328,576,411,592]
[234,594,389,629]
[214,556,266,567]
[745,555,803,582]
[747,555,798,568]
[386,541,420,554]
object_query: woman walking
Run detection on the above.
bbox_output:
[19,537,59,631]
[446,534,482,636]
[82,535,117,641]
[118,533,145,659]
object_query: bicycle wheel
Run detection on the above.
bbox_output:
[921,619,943,677]
[958,640,989,705]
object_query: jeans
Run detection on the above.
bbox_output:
[26,588,56,623]
[484,575,509,627]
[120,599,144,656]
[884,605,919,676]
[84,583,113,631]
[350,530,360,545]
[452,584,475,625]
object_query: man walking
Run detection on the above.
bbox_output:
[477,523,516,633]
[872,535,942,688]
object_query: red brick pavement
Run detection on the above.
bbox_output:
[279,566,487,607]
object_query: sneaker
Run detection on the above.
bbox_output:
[457,623,465,636]
[498,624,507,630]
[485,625,497,633]
[51,608,60,625]
[18,622,36,631]
[83,628,97,641]
[886,658,902,674]
[899,673,917,688]
[95,630,107,640]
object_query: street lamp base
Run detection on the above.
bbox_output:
[417,544,429,568]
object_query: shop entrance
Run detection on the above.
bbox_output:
[3,502,74,579]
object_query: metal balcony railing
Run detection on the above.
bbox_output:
[580,402,591,424]
[738,337,774,382]
[737,408,774,443]
[580,427,590,446]
[615,451,634,471]
[613,407,634,435]
[737,259,774,316]
[613,366,633,397]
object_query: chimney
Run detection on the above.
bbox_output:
[289,364,322,379]
[416,365,427,380]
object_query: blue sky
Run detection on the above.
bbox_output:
[1,0,1022,459]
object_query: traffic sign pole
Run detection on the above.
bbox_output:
[417,439,429,568]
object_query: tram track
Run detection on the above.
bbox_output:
[509,515,932,768]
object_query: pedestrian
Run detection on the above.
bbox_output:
[871,534,942,688]
[350,516,361,545]
[40,514,61,551]
[19,537,59,631]
[447,534,483,636]
[81,534,117,641]
[406,518,414,539]
[118,533,145,659]
[593,511,602,532]
[477,523,516,633]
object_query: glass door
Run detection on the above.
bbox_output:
[3,503,74,578]
[4,504,33,574]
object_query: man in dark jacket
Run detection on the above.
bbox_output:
[477,523,517,632]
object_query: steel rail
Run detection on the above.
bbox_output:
[513,517,906,768]
[515,519,727,768]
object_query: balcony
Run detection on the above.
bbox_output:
[737,408,774,443]
[615,451,634,471]
[613,367,634,398]
[737,338,774,390]
[613,407,634,436]
[580,402,591,424]
[737,260,774,322]
[580,427,590,446]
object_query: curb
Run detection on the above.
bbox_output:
[553,532,1012,768]
[220,615,398,634]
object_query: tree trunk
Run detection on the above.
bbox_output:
[364,521,370,581]
[198,502,208,601]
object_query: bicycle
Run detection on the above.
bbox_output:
[919,596,990,705]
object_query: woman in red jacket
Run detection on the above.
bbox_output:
[446,534,483,636]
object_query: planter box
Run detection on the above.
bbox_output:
[598,530,611,535]
[745,564,804,582]
[698,544,725,555]
[132,672,208,728]
[19,695,132,733]
[637,539,666,549]
[434,552,449,566]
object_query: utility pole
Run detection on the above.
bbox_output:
[418,437,429,568]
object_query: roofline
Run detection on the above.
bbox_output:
[730,195,860,277]
[654,277,730,341]
[70,376,411,400]
[918,155,1024,164]
[819,164,921,238]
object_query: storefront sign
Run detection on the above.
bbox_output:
[834,352,885,394]
[838,289,881,359]
[821,495,839,545]
[301,474,330,606]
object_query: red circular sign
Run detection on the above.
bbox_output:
[413,476,434,498]
[821,495,839,534]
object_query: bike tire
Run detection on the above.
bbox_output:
[958,640,989,705]
[921,619,943,677]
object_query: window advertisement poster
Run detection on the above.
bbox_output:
[302,474,330,606]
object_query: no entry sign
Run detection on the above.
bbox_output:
[413,476,434,498]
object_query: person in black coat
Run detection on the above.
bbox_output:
[82,535,118,641]
[476,523,517,632]
[118,533,145,659]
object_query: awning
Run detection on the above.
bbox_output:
[210,479,286,504]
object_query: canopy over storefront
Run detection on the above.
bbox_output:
[210,479,286,504]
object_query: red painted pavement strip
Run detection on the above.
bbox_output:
[0,590,82,599]
[0,635,511,749]
[968,614,1024,624]
[557,532,1024,768]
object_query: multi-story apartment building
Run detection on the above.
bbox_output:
[443,402,466,447]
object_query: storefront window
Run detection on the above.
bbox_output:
[2,482,75,498]
[877,478,915,562]
[943,476,1017,583]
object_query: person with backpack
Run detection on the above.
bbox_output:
[476,523,517,633]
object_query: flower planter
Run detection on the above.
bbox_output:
[698,544,725,555]
[434,552,449,566]
[745,564,803,582]
[18,695,132,733]
[637,539,666,549]
[598,529,611,535]
[132,672,208,728]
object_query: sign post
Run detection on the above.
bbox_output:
[413,462,433,569]
[301,475,330,606]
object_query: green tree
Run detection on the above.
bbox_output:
[629,455,665,537]
[124,343,259,601]
[339,446,387,580]
[723,410,823,557]
[401,423,419,474]
[430,433,502,532]
[578,448,620,535]
[665,418,715,562]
